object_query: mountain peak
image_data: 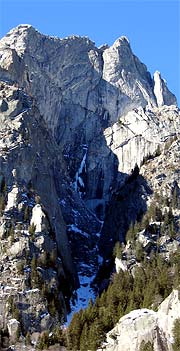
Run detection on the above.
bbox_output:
[112,35,130,49]
[5,24,36,37]
[14,23,33,30]
[0,24,40,56]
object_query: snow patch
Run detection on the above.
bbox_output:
[40,312,49,319]
[67,224,89,238]
[98,255,103,265]
[66,273,96,325]
[74,148,88,194]
[8,318,20,325]
[19,288,39,294]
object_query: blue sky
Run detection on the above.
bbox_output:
[0,0,179,104]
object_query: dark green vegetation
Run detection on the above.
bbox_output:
[140,341,154,351]
[1,176,180,350]
[66,190,180,351]
[36,326,67,350]
[0,176,6,215]
[173,319,180,351]
[66,249,180,350]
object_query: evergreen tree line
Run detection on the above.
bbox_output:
[66,188,180,351]
[67,249,180,350]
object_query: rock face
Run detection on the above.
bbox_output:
[102,36,156,112]
[0,24,179,343]
[153,71,176,107]
[0,25,178,217]
[100,290,180,351]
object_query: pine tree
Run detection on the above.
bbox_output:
[88,319,105,351]
[140,340,154,351]
[126,223,136,242]
[113,241,123,259]
[49,249,57,266]
[51,324,67,346]
[171,187,178,209]
[169,221,177,239]
[25,331,31,345]
[67,311,83,350]
[37,331,50,350]
[48,298,56,317]
[135,242,145,262]
[24,206,30,222]
[141,215,149,230]
[0,194,5,214]
[80,322,89,351]
[28,223,36,238]
[30,255,41,288]
[0,177,6,194]
[9,225,15,244]
[15,326,21,341]
[172,319,180,351]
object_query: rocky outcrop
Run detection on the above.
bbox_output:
[104,104,179,174]
[141,133,180,202]
[7,318,20,342]
[31,204,46,233]
[99,290,180,351]
[5,185,19,211]
[154,71,176,107]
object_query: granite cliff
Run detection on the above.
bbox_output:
[0,24,179,349]
[98,290,180,351]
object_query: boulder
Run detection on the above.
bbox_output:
[115,257,127,273]
[5,185,19,211]
[9,237,28,257]
[7,318,20,341]
[100,290,180,351]
[30,204,46,233]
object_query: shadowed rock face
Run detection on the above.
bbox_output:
[0,25,179,338]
